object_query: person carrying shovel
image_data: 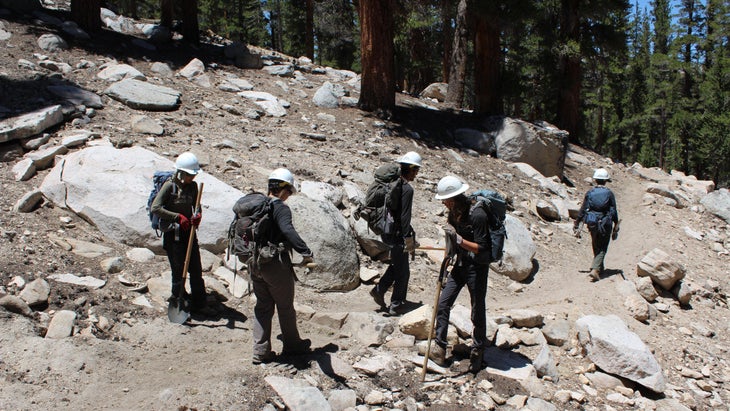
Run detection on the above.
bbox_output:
[151,152,215,318]
[429,176,492,373]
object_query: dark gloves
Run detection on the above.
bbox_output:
[612,224,619,240]
[178,214,191,231]
[191,213,201,228]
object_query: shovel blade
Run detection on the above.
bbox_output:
[167,298,190,324]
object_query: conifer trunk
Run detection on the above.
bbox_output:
[473,4,501,115]
[557,0,581,142]
[71,0,101,32]
[445,0,468,108]
[357,0,396,113]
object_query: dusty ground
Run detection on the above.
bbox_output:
[0,7,729,410]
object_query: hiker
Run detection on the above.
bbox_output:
[573,168,619,281]
[370,151,422,316]
[252,168,315,364]
[150,152,214,316]
[430,176,491,372]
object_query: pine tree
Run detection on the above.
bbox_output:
[358,0,396,112]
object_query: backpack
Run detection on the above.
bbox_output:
[469,189,508,262]
[146,171,177,236]
[355,163,401,235]
[226,192,274,271]
[585,187,612,234]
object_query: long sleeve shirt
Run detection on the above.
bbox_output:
[150,179,198,222]
[395,179,414,237]
[576,186,618,223]
[268,198,312,257]
[454,205,492,266]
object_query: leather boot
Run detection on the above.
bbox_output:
[469,347,485,373]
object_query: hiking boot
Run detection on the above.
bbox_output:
[428,344,447,367]
[469,347,485,373]
[387,304,404,317]
[252,351,275,365]
[281,338,312,356]
[191,304,217,317]
[589,269,600,282]
[370,286,386,309]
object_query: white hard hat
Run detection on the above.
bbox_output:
[593,168,610,180]
[434,176,469,200]
[175,152,200,175]
[397,151,422,167]
[269,168,297,193]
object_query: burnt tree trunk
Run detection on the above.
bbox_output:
[445,0,468,108]
[160,0,172,28]
[473,3,501,115]
[71,0,101,32]
[181,0,200,44]
[557,0,581,143]
[357,0,396,113]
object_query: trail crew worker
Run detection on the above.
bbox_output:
[430,176,491,372]
[573,168,619,281]
[151,152,212,315]
[252,168,314,364]
[370,151,422,316]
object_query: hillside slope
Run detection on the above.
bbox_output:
[0,8,728,411]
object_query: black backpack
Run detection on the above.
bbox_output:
[469,189,508,262]
[146,171,177,236]
[355,163,401,235]
[227,192,274,270]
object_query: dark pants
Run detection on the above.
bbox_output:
[163,229,205,307]
[376,237,410,309]
[252,253,302,356]
[435,262,489,349]
[590,227,612,271]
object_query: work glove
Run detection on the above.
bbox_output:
[301,255,314,265]
[178,214,191,231]
[444,227,463,247]
[611,225,619,240]
[191,213,202,228]
[572,224,581,238]
[404,236,418,253]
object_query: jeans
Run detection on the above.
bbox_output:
[435,262,489,349]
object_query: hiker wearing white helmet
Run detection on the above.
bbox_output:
[251,168,314,364]
[573,168,619,281]
[151,152,214,316]
[428,175,492,372]
[369,151,421,316]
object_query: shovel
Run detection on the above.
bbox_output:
[168,182,204,324]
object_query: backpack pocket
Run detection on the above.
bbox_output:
[585,211,601,230]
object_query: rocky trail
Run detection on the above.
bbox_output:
[1,4,729,411]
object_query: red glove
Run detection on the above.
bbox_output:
[191,213,201,228]
[178,214,191,231]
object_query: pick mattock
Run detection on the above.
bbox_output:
[167,182,204,324]
[420,234,455,382]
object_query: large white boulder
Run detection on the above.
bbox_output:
[491,215,536,282]
[40,146,243,253]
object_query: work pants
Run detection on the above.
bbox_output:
[435,262,489,350]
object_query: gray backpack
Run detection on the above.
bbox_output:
[355,163,401,235]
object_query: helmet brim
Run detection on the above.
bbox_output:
[434,183,469,200]
[178,168,200,175]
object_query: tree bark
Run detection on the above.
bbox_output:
[445,0,468,108]
[160,0,172,28]
[441,0,453,82]
[473,3,501,115]
[557,0,581,142]
[71,0,101,32]
[305,0,314,60]
[181,0,200,44]
[357,0,396,113]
